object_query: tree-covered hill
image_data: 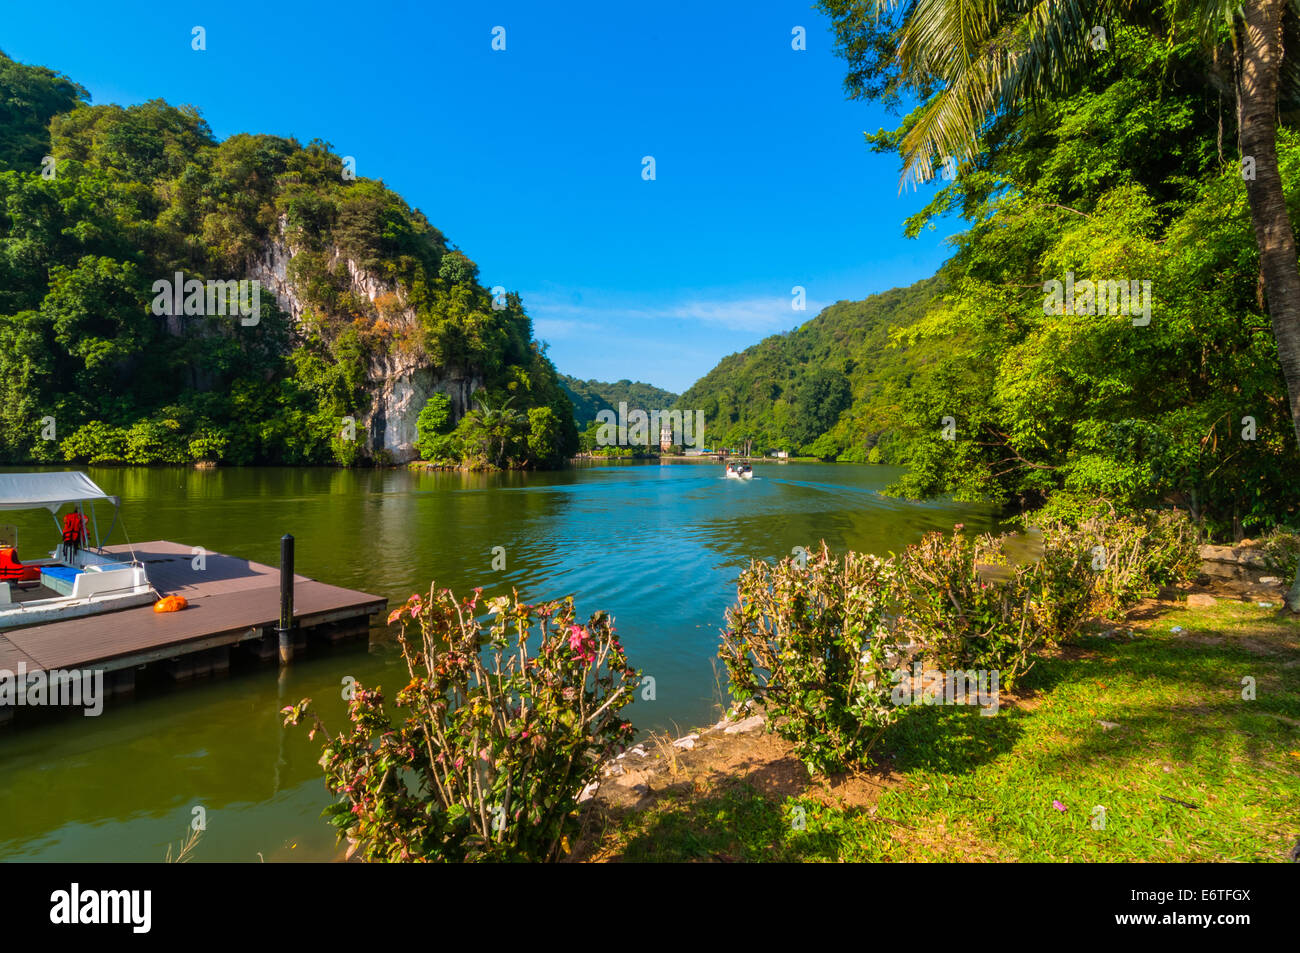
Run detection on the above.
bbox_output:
[558,374,679,427]
[0,50,576,467]
[677,276,943,459]
[686,18,1298,540]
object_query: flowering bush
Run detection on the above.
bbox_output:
[895,512,1198,682]
[894,529,1054,688]
[719,512,1202,776]
[283,587,638,862]
[1056,509,1201,615]
[719,543,902,776]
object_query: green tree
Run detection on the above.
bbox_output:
[822,0,1300,607]
[526,405,563,465]
[415,392,455,460]
[791,367,852,448]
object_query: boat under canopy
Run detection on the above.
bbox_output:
[0,471,154,631]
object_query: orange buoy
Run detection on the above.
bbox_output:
[153,595,188,613]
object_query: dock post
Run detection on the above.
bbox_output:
[277,533,295,664]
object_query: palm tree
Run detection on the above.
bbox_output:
[833,0,1300,608]
[473,393,527,468]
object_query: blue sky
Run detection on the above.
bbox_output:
[4,0,960,393]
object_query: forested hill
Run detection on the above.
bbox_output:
[683,18,1298,538]
[0,51,576,468]
[558,375,679,426]
[677,276,942,460]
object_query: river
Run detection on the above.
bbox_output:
[0,461,993,861]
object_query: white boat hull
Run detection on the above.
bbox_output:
[0,589,157,630]
[0,562,156,631]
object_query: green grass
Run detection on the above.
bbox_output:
[594,601,1300,862]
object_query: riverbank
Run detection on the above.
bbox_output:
[569,570,1300,862]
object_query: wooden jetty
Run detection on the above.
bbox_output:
[0,540,386,722]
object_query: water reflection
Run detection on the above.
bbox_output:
[0,462,993,861]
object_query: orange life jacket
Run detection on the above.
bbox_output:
[62,512,87,546]
[153,595,187,613]
[0,546,40,582]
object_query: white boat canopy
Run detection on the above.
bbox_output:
[0,471,119,512]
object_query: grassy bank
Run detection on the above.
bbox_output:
[574,595,1300,862]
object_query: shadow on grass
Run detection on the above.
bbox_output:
[1013,632,1300,776]
[591,780,845,862]
[872,647,1086,775]
[583,617,1299,862]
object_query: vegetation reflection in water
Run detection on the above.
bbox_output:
[0,462,993,861]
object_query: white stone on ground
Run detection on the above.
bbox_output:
[724,715,765,734]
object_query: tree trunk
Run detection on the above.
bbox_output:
[1237,0,1300,611]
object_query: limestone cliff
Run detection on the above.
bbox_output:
[248,227,481,463]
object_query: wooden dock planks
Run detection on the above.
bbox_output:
[0,541,385,675]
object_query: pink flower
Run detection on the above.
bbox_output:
[567,625,596,664]
[1052,800,1066,812]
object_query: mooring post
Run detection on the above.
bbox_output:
[277,533,295,664]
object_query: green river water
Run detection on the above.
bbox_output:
[0,462,993,862]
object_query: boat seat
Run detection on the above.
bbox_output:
[0,583,9,604]
[40,565,83,597]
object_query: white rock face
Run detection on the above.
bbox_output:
[367,358,482,463]
[247,224,480,463]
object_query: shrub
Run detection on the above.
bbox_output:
[1062,509,1200,615]
[124,418,189,464]
[894,528,1053,688]
[1032,525,1100,639]
[284,587,638,862]
[1258,527,1300,580]
[720,511,1203,777]
[187,427,228,462]
[60,420,130,463]
[415,393,455,460]
[720,543,902,776]
[896,513,1199,680]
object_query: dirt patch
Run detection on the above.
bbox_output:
[593,718,905,812]
[568,709,913,861]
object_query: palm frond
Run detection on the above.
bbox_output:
[894,0,1134,187]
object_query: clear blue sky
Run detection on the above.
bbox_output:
[4,0,960,393]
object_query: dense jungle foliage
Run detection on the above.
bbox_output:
[0,51,576,468]
[681,22,1298,539]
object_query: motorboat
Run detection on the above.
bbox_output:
[0,472,155,630]
[724,462,754,480]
